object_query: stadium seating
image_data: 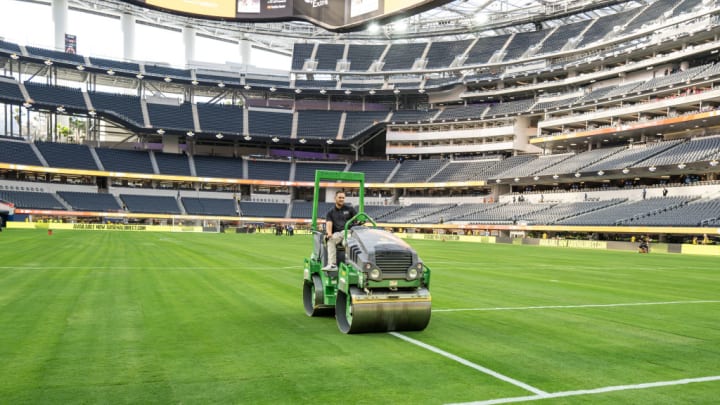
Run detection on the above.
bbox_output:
[89,92,145,127]
[246,160,291,181]
[154,153,191,176]
[193,155,244,179]
[24,82,86,110]
[35,142,98,170]
[390,159,446,183]
[57,191,121,211]
[120,194,181,214]
[0,139,43,166]
[248,110,292,138]
[147,103,195,132]
[294,162,347,182]
[347,160,398,183]
[239,201,287,217]
[382,43,427,71]
[196,104,244,135]
[95,148,154,174]
[296,110,343,139]
[346,44,386,71]
[0,190,65,210]
[182,197,237,216]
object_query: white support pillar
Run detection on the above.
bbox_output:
[121,13,136,60]
[183,26,196,65]
[240,36,252,66]
[52,0,68,50]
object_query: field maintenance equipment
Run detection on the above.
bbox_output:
[303,170,431,334]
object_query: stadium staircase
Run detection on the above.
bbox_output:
[29,143,49,167]
[187,154,197,177]
[149,151,160,174]
[140,99,151,128]
[384,162,402,183]
[191,103,201,133]
[89,147,105,171]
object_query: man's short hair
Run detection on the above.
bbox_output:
[335,190,345,196]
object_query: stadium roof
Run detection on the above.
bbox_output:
[66,0,642,56]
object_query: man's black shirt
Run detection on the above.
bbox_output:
[326,204,357,233]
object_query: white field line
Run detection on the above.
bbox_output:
[433,300,720,313]
[448,375,720,405]
[390,332,547,396]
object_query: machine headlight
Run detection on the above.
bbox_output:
[407,268,418,280]
[364,262,372,271]
[369,268,382,280]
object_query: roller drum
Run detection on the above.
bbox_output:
[336,287,431,334]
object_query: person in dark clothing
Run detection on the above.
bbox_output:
[323,190,357,270]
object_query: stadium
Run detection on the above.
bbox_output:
[0,0,719,403]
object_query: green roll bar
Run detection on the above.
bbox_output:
[311,170,369,234]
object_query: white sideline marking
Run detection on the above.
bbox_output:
[433,300,720,313]
[390,332,547,396]
[449,375,720,405]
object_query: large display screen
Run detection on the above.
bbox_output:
[124,0,451,32]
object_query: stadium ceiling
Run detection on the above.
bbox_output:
[66,0,642,56]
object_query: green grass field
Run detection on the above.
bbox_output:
[1,229,719,404]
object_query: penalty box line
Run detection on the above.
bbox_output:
[448,375,720,405]
[432,300,720,313]
[390,332,548,396]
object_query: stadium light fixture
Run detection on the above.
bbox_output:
[597,170,604,176]
[369,89,376,95]
[272,136,280,143]
[218,82,225,88]
[622,168,630,174]
[136,73,144,79]
[88,110,96,117]
[244,135,252,141]
[344,89,352,95]
[326,139,334,144]
[9,53,19,60]
[191,80,199,86]
[295,88,302,94]
[320,89,326,94]
[270,86,277,92]
[677,163,686,169]
[76,65,85,71]
[156,129,165,135]
[574,172,581,178]
[649,166,657,172]
[216,133,224,139]
[299,138,307,144]
[56,106,65,113]
[367,23,380,34]
[44,60,53,66]
[710,159,719,167]
[394,20,408,32]
[107,69,115,76]
[495,179,501,184]
[418,88,425,94]
[164,77,172,83]
[393,88,400,94]
[244,84,251,90]
[22,102,32,108]
[514,177,520,182]
[533,176,540,181]
[552,174,559,180]
[186,131,194,137]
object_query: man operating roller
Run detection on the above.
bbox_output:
[322,190,357,271]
